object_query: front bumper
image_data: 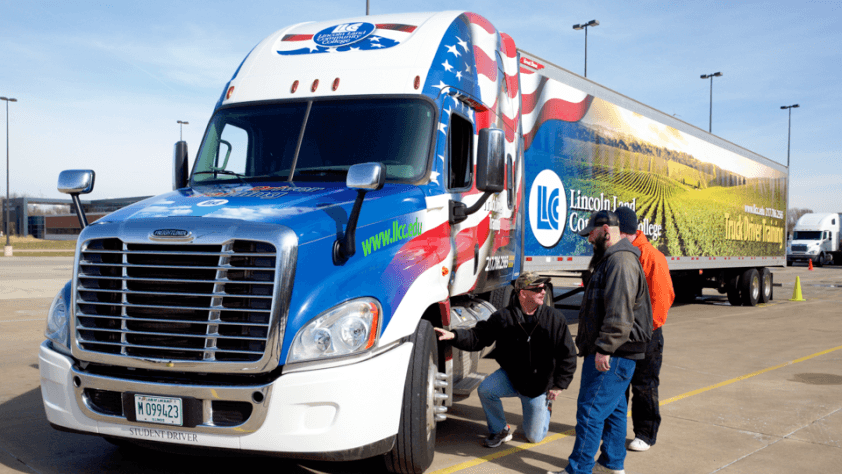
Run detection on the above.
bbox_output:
[40,340,412,457]
[788,253,818,262]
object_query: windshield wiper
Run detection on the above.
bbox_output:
[193,170,249,185]
[293,167,349,176]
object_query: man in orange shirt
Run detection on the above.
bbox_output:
[616,206,675,453]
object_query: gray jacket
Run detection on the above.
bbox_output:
[577,238,653,360]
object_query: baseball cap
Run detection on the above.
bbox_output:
[577,210,620,237]
[514,271,551,290]
[615,206,638,235]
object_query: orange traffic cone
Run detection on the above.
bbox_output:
[808,259,814,271]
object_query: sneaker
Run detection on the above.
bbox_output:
[593,462,625,474]
[483,425,514,448]
[627,437,651,452]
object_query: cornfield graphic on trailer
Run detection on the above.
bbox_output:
[519,51,788,272]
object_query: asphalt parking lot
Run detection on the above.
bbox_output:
[1,257,841,473]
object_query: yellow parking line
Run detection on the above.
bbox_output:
[430,344,842,474]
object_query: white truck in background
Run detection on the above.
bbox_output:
[787,213,842,266]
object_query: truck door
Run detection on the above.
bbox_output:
[444,105,518,297]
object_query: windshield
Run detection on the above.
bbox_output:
[793,231,822,240]
[191,98,435,184]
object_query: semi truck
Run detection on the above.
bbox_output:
[787,213,842,266]
[40,10,788,473]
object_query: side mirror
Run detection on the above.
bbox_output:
[58,169,95,195]
[347,162,386,191]
[57,169,95,230]
[476,128,505,193]
[449,128,504,225]
[334,163,385,265]
[173,141,189,190]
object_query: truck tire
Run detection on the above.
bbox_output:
[740,268,760,307]
[759,268,773,303]
[384,320,438,474]
[817,253,829,267]
[490,284,514,310]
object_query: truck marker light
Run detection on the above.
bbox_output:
[332,78,340,91]
[414,75,420,90]
[225,86,235,100]
[311,79,319,92]
[365,302,379,350]
[442,267,449,276]
[291,80,299,93]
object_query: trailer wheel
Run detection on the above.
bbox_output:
[740,268,760,306]
[384,320,438,474]
[727,289,742,306]
[759,268,773,303]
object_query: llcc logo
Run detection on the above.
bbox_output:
[529,170,568,248]
[313,22,376,47]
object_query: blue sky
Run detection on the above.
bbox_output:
[1,0,839,212]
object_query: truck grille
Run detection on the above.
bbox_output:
[74,238,277,363]
[791,245,807,252]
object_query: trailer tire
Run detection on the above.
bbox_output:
[384,320,438,474]
[740,268,760,307]
[759,268,773,303]
[727,289,742,306]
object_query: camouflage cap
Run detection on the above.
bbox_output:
[514,272,551,291]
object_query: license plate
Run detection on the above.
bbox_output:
[134,395,183,426]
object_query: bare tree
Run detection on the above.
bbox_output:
[787,208,814,238]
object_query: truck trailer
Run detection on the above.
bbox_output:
[40,10,788,473]
[787,212,842,266]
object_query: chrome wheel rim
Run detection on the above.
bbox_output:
[425,353,436,442]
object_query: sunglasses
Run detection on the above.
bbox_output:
[524,285,546,293]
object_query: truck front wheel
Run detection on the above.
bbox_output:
[384,320,439,474]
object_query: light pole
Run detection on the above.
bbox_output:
[177,120,189,141]
[780,104,799,169]
[781,104,799,217]
[1,96,16,251]
[573,20,599,78]
[366,0,369,15]
[700,72,722,133]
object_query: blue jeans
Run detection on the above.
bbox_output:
[477,369,551,443]
[565,354,636,474]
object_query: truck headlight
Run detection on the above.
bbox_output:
[45,282,72,355]
[288,298,381,363]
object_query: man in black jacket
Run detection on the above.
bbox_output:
[548,210,652,474]
[435,272,577,448]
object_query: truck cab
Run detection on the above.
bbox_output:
[40,11,523,473]
[787,213,842,266]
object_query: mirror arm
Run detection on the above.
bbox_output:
[449,192,493,225]
[70,193,88,229]
[333,189,367,265]
[464,192,492,215]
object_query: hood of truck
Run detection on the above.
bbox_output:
[99,181,428,246]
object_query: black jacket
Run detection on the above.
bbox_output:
[450,302,577,398]
[577,238,653,360]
